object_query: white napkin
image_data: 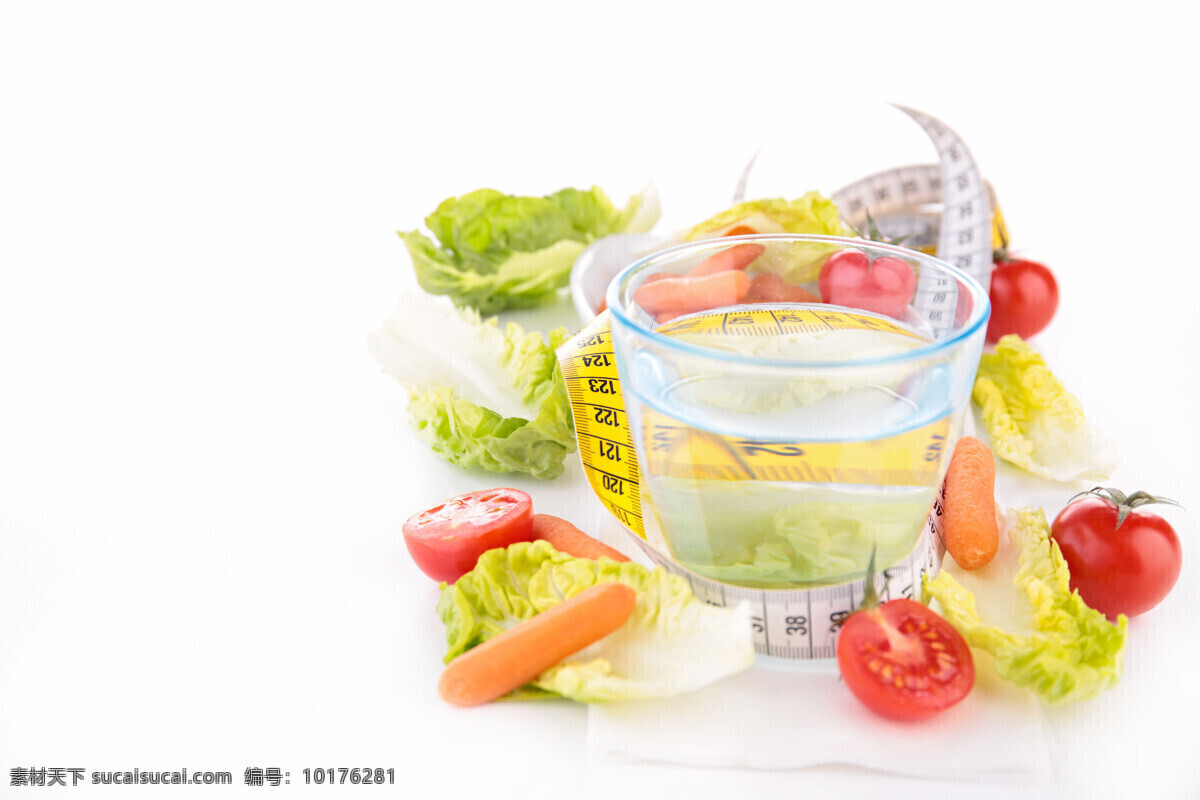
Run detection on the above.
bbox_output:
[588,655,1053,782]
[588,648,1053,784]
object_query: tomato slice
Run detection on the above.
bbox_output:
[836,598,974,721]
[402,488,534,584]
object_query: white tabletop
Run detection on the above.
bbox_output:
[3,3,1199,798]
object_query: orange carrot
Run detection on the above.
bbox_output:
[632,269,751,316]
[532,513,630,562]
[722,225,758,237]
[438,582,637,707]
[600,274,671,315]
[942,436,1000,570]
[745,271,822,304]
[687,243,765,277]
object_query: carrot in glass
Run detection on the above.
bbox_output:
[437,582,637,707]
[632,269,751,316]
[687,243,765,277]
[745,271,822,304]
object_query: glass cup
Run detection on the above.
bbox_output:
[605,234,990,589]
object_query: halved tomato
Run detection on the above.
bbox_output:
[836,598,974,721]
[402,488,534,583]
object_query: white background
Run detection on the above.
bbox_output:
[3,1,1199,798]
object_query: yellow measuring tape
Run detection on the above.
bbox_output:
[558,318,646,536]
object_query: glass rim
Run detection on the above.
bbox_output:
[605,233,991,370]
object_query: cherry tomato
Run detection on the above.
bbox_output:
[836,598,975,721]
[986,257,1058,343]
[402,488,534,583]
[818,249,916,319]
[1050,488,1183,619]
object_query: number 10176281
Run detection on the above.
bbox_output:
[302,768,395,785]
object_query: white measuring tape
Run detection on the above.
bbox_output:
[632,505,947,660]
[558,108,987,659]
[833,106,994,339]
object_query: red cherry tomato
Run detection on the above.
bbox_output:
[818,249,916,319]
[1050,488,1183,619]
[402,488,534,583]
[986,257,1058,342]
[836,598,975,721]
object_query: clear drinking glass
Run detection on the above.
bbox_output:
[606,234,989,589]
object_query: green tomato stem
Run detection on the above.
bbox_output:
[1069,486,1183,529]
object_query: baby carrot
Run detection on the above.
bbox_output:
[687,243,765,277]
[632,269,751,316]
[438,582,637,707]
[532,513,630,562]
[722,225,758,237]
[745,271,822,304]
[942,436,1000,570]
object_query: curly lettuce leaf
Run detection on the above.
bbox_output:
[683,192,852,284]
[923,507,1126,705]
[972,335,1117,482]
[368,292,574,479]
[402,185,660,313]
[436,541,755,703]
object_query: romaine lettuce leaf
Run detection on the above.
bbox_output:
[923,507,1126,705]
[436,541,755,703]
[368,292,575,479]
[972,334,1117,482]
[646,478,931,587]
[402,185,660,313]
[684,192,852,284]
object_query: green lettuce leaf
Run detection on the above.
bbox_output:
[402,185,660,313]
[923,507,1126,705]
[436,541,755,702]
[683,192,852,284]
[646,479,932,587]
[368,292,575,479]
[972,334,1117,482]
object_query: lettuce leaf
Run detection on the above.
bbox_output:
[683,192,852,284]
[923,507,1126,705]
[972,334,1117,482]
[368,292,575,479]
[436,541,755,702]
[402,185,660,313]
